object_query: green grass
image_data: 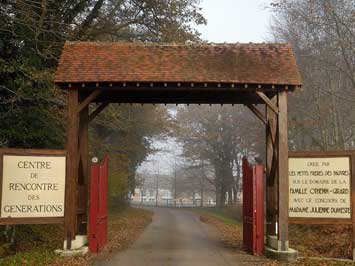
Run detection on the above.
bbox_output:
[0,249,57,266]
[0,208,123,266]
[192,207,242,226]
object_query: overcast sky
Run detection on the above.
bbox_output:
[196,0,273,43]
[138,1,274,175]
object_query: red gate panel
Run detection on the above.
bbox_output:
[89,155,108,253]
[242,157,264,255]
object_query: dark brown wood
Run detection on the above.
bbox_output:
[277,91,288,251]
[351,152,355,260]
[78,105,89,234]
[94,89,266,105]
[0,148,67,225]
[77,89,101,113]
[0,217,64,225]
[57,81,297,93]
[256,91,279,114]
[289,217,352,225]
[247,104,267,125]
[266,101,278,236]
[289,150,355,157]
[65,88,80,247]
[0,148,67,156]
[0,150,3,224]
[88,102,109,123]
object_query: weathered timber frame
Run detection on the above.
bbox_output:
[58,81,294,251]
[54,41,302,252]
[0,148,67,225]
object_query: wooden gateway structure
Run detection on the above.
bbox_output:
[54,42,302,255]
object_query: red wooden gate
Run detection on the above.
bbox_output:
[89,155,108,253]
[242,157,264,255]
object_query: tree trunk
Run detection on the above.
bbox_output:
[215,183,223,209]
[228,187,233,205]
[200,179,204,207]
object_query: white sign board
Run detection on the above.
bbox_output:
[289,157,351,219]
[1,155,66,218]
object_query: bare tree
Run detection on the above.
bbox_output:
[270,0,355,151]
[175,105,264,208]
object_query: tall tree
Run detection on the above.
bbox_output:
[0,0,206,148]
[0,0,206,188]
[175,105,264,208]
[270,0,355,151]
[90,104,171,202]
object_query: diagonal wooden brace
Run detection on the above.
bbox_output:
[256,91,279,114]
[77,89,101,113]
[247,104,267,125]
[88,102,109,123]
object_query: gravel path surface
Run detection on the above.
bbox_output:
[96,207,268,266]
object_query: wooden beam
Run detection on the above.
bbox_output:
[77,106,88,235]
[65,89,79,248]
[256,91,279,114]
[277,91,289,251]
[266,102,278,237]
[351,153,355,260]
[88,102,109,123]
[77,89,101,113]
[247,104,267,125]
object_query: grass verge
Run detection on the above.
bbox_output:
[192,207,244,251]
[194,207,355,266]
[0,207,153,266]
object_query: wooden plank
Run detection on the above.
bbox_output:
[78,105,89,234]
[65,88,79,247]
[88,102,109,123]
[0,148,67,156]
[289,217,352,225]
[277,91,289,251]
[0,149,3,225]
[57,82,293,92]
[290,150,355,157]
[247,104,267,125]
[77,89,101,113]
[0,217,64,225]
[97,95,264,105]
[351,153,355,260]
[256,91,279,114]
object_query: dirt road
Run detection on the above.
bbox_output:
[96,207,268,266]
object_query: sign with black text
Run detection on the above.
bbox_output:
[0,149,66,221]
[289,156,351,219]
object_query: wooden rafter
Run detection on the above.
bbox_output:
[256,91,279,114]
[246,104,267,125]
[77,89,101,113]
[88,102,109,123]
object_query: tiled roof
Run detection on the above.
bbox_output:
[54,42,302,86]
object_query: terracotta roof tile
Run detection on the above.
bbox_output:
[54,42,302,86]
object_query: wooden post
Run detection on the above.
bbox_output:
[351,153,355,260]
[266,100,277,236]
[277,91,289,251]
[65,88,79,248]
[78,105,89,234]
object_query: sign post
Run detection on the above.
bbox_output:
[289,151,355,260]
[0,148,67,225]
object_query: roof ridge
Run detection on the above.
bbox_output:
[64,41,291,47]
